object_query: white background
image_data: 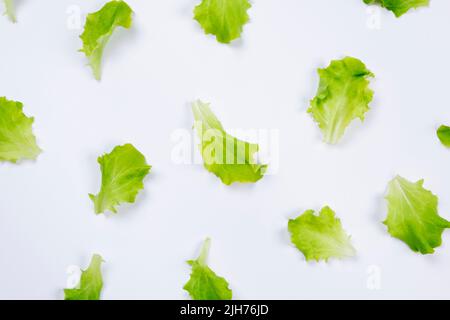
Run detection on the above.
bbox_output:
[0,0,450,300]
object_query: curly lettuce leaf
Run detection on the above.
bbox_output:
[192,100,267,185]
[363,0,429,17]
[3,0,15,22]
[308,57,375,144]
[184,239,232,300]
[384,176,450,254]
[89,144,151,214]
[80,0,133,80]
[194,0,251,44]
[64,254,104,300]
[437,125,450,147]
[0,97,41,163]
[288,206,356,262]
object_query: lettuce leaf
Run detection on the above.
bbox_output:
[184,238,232,300]
[384,176,450,254]
[3,0,15,22]
[308,57,375,144]
[80,0,133,80]
[437,125,450,147]
[288,206,356,262]
[192,100,267,185]
[363,0,430,17]
[89,144,151,214]
[64,254,104,300]
[194,0,251,44]
[0,97,41,163]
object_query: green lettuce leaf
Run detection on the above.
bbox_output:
[64,254,104,300]
[363,0,429,17]
[192,100,267,185]
[194,0,251,44]
[288,206,356,262]
[184,239,232,300]
[3,0,15,22]
[89,144,151,214]
[80,0,133,80]
[0,97,41,163]
[308,57,375,144]
[384,176,450,254]
[437,125,450,147]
